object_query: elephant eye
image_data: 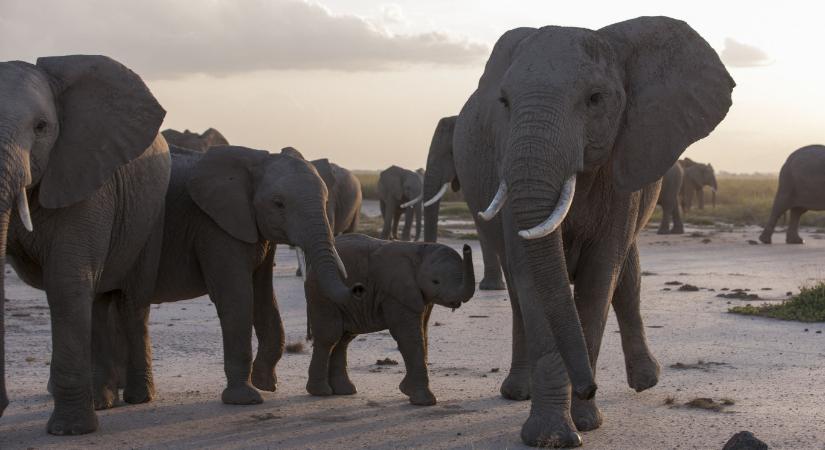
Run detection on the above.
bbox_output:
[432,279,440,285]
[588,92,605,107]
[273,200,285,209]
[498,96,510,109]
[33,119,48,134]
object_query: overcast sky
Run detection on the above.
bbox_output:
[2,0,822,172]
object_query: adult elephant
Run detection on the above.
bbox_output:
[759,145,825,244]
[453,17,733,447]
[679,158,717,210]
[378,165,423,241]
[656,162,685,234]
[422,116,506,290]
[161,127,228,152]
[0,55,170,435]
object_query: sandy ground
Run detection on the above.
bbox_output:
[2,204,824,449]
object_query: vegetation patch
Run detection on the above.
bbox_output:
[285,341,305,354]
[684,397,735,412]
[728,282,825,322]
[669,360,728,371]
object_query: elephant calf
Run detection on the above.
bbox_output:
[304,234,475,405]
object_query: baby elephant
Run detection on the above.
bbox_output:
[304,234,475,405]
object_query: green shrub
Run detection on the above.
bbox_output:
[728,282,825,322]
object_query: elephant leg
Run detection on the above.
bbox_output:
[91,294,119,410]
[500,266,532,401]
[45,274,98,435]
[479,232,506,290]
[786,207,806,244]
[697,189,704,210]
[671,201,684,234]
[657,204,672,234]
[389,316,436,406]
[307,340,335,396]
[328,333,356,395]
[760,197,789,244]
[380,200,393,239]
[344,209,360,234]
[613,244,659,392]
[401,206,413,241]
[392,207,403,240]
[251,250,283,392]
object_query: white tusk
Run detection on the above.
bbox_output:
[332,246,348,280]
[17,189,33,232]
[477,181,508,221]
[296,248,307,282]
[518,175,576,240]
[400,195,422,209]
[423,183,450,207]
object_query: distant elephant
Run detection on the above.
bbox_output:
[759,145,825,244]
[656,162,685,234]
[304,234,474,405]
[378,165,423,241]
[422,115,506,290]
[0,55,170,435]
[92,145,361,410]
[452,17,733,446]
[161,127,228,151]
[679,158,717,210]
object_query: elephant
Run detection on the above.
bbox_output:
[378,165,423,241]
[92,145,361,410]
[759,145,825,244]
[304,234,474,405]
[422,115,506,290]
[451,17,734,447]
[161,127,228,152]
[0,55,170,435]
[679,158,717,210]
[656,162,685,234]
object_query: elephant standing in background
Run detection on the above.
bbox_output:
[759,145,825,244]
[422,116,506,290]
[161,127,229,151]
[378,165,423,241]
[453,17,733,446]
[0,55,170,435]
[93,145,360,409]
[656,162,685,234]
[679,158,717,210]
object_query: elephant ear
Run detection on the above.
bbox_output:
[311,158,337,193]
[36,55,166,208]
[202,128,229,147]
[426,116,461,191]
[280,146,306,160]
[187,145,270,244]
[599,17,735,193]
[371,245,426,314]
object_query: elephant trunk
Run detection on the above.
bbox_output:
[504,102,596,400]
[414,200,422,241]
[459,244,475,302]
[0,209,9,417]
[422,168,445,242]
[301,224,352,305]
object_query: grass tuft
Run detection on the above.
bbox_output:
[285,341,305,354]
[728,282,825,322]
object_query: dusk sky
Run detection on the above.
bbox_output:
[2,0,822,172]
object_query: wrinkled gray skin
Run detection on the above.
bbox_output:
[161,127,229,152]
[0,55,170,435]
[93,145,360,409]
[453,17,733,446]
[304,234,474,405]
[423,116,506,290]
[679,158,717,210]
[656,163,685,234]
[759,145,825,244]
[378,165,423,241]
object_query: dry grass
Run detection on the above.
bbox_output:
[285,341,305,354]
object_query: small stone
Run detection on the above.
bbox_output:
[678,284,700,292]
[722,431,768,450]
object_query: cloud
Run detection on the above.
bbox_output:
[0,0,488,79]
[720,38,773,68]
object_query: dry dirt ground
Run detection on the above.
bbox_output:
[1,213,824,449]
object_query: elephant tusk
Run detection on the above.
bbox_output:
[400,195,422,209]
[332,246,348,280]
[295,248,307,282]
[518,175,576,240]
[477,180,507,221]
[423,183,450,207]
[17,188,33,232]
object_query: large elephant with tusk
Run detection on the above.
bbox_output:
[453,17,734,447]
[377,165,424,241]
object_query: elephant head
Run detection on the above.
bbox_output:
[162,127,229,152]
[684,161,718,207]
[472,17,734,397]
[186,146,359,305]
[422,116,460,242]
[0,55,166,417]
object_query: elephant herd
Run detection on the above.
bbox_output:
[0,15,816,448]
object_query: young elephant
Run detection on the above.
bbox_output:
[304,234,475,405]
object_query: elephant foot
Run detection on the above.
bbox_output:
[670,226,684,235]
[758,232,772,244]
[626,354,661,392]
[786,235,804,244]
[93,383,118,410]
[251,366,277,392]
[571,397,603,432]
[520,411,581,448]
[123,380,155,405]
[306,380,333,396]
[295,266,303,277]
[500,370,531,401]
[329,375,357,395]
[400,378,436,406]
[47,405,99,435]
[222,382,263,405]
[479,276,506,291]
[656,228,669,235]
